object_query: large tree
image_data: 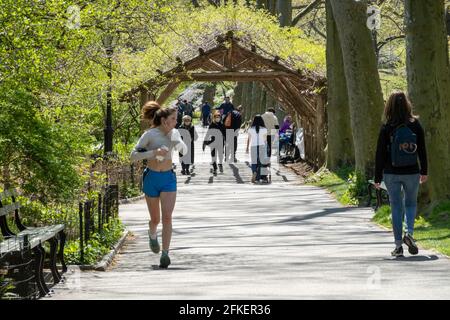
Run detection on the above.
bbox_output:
[277,0,292,27]
[325,0,354,170]
[405,0,450,203]
[329,0,384,177]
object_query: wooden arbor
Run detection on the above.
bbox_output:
[121,32,327,168]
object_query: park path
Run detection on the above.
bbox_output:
[48,126,450,299]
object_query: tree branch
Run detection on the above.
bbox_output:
[207,0,219,7]
[309,21,326,40]
[291,0,323,27]
[377,35,405,52]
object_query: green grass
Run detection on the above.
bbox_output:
[306,165,450,257]
[305,166,366,206]
[373,202,450,257]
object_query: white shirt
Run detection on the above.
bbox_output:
[248,127,267,147]
[261,112,279,134]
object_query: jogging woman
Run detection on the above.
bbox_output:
[130,101,187,268]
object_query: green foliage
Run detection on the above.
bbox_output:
[64,218,125,265]
[0,88,89,203]
[372,205,392,227]
[305,165,367,206]
[118,2,326,93]
[119,183,142,199]
[18,197,81,239]
[0,274,15,299]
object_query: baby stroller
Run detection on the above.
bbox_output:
[279,129,295,156]
[256,145,271,184]
[259,162,271,183]
[279,126,300,163]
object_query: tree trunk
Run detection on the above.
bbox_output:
[251,82,262,116]
[268,0,277,15]
[259,86,266,114]
[329,0,384,177]
[277,0,292,27]
[325,0,354,170]
[405,0,450,203]
[203,83,216,106]
[242,82,253,122]
[232,82,243,108]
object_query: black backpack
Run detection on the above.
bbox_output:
[389,124,418,167]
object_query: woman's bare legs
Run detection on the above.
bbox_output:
[159,191,177,251]
[145,196,160,236]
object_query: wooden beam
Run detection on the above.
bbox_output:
[278,77,316,116]
[204,58,227,71]
[174,71,291,82]
[156,81,180,105]
[260,81,299,117]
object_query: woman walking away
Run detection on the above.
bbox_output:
[246,115,269,184]
[374,92,428,258]
[203,111,225,175]
[130,101,187,268]
[178,115,198,175]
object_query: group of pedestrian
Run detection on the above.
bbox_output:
[175,99,194,128]
[129,90,427,269]
[202,97,243,174]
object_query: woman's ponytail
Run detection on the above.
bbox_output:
[141,100,177,128]
[141,101,161,125]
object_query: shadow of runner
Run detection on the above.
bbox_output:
[151,265,192,270]
[384,255,439,262]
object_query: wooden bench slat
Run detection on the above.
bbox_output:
[18,224,65,238]
[0,237,24,254]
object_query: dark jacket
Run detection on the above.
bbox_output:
[178,124,198,163]
[230,110,242,130]
[204,121,225,147]
[201,103,211,116]
[375,119,428,183]
[178,124,198,145]
[219,102,234,116]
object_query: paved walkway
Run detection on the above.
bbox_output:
[49,126,450,299]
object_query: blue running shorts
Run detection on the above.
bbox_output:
[142,168,177,198]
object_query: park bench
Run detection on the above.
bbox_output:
[367,180,390,210]
[1,234,36,299]
[0,189,67,298]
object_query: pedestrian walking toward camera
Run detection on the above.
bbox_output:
[203,111,225,175]
[201,101,211,127]
[178,115,198,175]
[130,101,188,268]
[374,92,428,257]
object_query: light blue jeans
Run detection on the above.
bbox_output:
[383,173,420,247]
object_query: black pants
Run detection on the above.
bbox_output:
[267,135,272,158]
[202,115,210,127]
